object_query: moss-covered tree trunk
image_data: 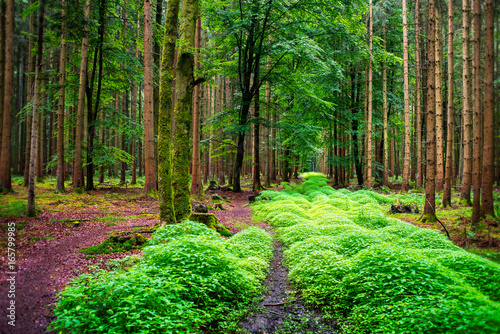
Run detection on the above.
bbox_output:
[172,0,198,221]
[158,0,180,223]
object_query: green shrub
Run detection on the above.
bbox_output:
[0,201,27,218]
[51,222,271,333]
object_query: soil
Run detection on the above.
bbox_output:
[239,241,338,334]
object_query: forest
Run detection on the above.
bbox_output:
[0,0,499,332]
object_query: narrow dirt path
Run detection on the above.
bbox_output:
[239,241,338,334]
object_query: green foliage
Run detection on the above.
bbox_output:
[0,201,28,218]
[252,175,500,333]
[51,221,272,332]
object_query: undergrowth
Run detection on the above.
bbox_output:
[50,221,272,333]
[252,174,500,333]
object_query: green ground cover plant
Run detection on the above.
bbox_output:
[50,221,272,333]
[252,174,500,333]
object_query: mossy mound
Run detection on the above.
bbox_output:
[80,231,147,254]
[189,212,232,237]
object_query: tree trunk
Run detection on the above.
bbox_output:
[435,5,444,192]
[191,17,202,196]
[56,0,67,192]
[24,3,36,186]
[0,0,6,156]
[382,19,389,187]
[460,0,472,204]
[366,0,373,189]
[443,0,454,207]
[401,0,410,192]
[28,0,45,216]
[422,0,437,222]
[74,0,91,190]
[0,0,14,191]
[253,65,263,191]
[131,18,140,185]
[471,0,482,224]
[481,0,494,216]
[415,0,422,188]
[171,0,198,221]
[143,0,157,195]
[158,0,180,223]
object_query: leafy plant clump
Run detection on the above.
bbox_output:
[252,174,500,333]
[50,221,273,333]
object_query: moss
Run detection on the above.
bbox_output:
[189,213,232,237]
[73,187,85,194]
[419,213,438,223]
[80,231,148,255]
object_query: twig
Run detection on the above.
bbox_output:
[264,299,300,306]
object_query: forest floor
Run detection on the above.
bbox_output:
[0,177,499,333]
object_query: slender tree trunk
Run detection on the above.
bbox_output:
[443,0,454,207]
[191,17,202,196]
[143,0,157,195]
[461,0,472,204]
[172,0,198,220]
[401,0,410,192]
[253,65,263,191]
[0,0,14,191]
[382,20,389,187]
[24,4,36,186]
[435,5,444,192]
[56,0,67,192]
[471,0,482,224]
[366,0,373,189]
[138,84,143,177]
[0,0,6,155]
[28,0,45,216]
[422,0,437,222]
[481,0,494,216]
[131,18,140,185]
[415,0,423,188]
[73,0,90,190]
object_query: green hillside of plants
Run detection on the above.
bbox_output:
[253,174,500,333]
[49,221,273,333]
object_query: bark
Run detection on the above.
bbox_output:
[158,0,180,223]
[382,19,389,187]
[415,0,422,188]
[460,0,472,204]
[481,0,494,216]
[0,0,14,191]
[24,3,36,185]
[131,18,140,185]
[28,0,45,216]
[401,0,410,192]
[435,5,444,192]
[0,0,6,154]
[443,0,454,207]
[471,0,482,224]
[171,0,198,221]
[56,0,67,192]
[252,66,263,191]
[191,17,202,196]
[143,0,157,195]
[366,0,373,189]
[265,79,271,188]
[153,0,163,180]
[74,0,91,190]
[422,0,437,222]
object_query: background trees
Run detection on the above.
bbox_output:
[0,0,498,224]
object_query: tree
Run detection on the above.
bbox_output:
[171,0,199,221]
[158,0,180,223]
[442,0,454,207]
[191,17,203,196]
[481,0,495,216]
[28,0,45,216]
[471,0,482,224]
[435,4,444,192]
[73,0,91,190]
[422,0,437,222]
[460,0,472,205]
[0,0,14,192]
[56,0,67,192]
[415,0,423,189]
[144,0,157,195]
[401,0,410,192]
[366,0,373,190]
[382,11,389,187]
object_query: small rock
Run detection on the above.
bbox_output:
[193,203,208,213]
[214,203,224,210]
